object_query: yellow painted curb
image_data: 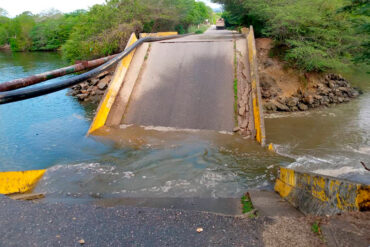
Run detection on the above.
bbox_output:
[268,143,275,152]
[246,26,266,146]
[0,169,46,195]
[275,167,370,215]
[140,32,178,38]
[88,32,178,135]
[88,33,138,134]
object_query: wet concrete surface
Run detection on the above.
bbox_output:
[123,28,237,131]
[0,195,264,247]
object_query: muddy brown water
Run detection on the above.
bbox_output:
[266,67,370,184]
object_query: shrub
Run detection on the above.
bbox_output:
[213,0,369,72]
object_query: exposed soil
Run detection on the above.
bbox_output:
[256,38,360,113]
[263,216,325,247]
[262,212,370,247]
[0,44,10,50]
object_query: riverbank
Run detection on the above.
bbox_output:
[68,68,114,103]
[0,45,10,51]
[256,38,360,113]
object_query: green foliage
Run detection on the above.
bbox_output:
[62,0,212,62]
[311,221,321,235]
[30,10,84,51]
[213,0,369,72]
[9,12,36,51]
[0,0,213,61]
[0,8,7,17]
[187,24,209,34]
[241,194,253,214]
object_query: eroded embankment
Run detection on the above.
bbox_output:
[256,38,360,113]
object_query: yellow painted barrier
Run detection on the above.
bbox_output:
[246,26,266,146]
[88,33,138,134]
[275,167,370,215]
[140,32,178,38]
[0,169,46,195]
[88,32,178,135]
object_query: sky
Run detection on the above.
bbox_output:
[0,0,222,17]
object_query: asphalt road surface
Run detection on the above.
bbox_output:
[123,27,242,131]
[0,195,265,247]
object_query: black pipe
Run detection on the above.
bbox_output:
[0,34,187,105]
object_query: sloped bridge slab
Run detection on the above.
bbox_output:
[123,35,236,131]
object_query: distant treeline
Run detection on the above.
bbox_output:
[213,0,369,72]
[0,0,212,62]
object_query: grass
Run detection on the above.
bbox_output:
[144,43,151,61]
[241,194,254,214]
[188,24,209,34]
[311,221,320,235]
[311,221,326,242]
[233,40,238,125]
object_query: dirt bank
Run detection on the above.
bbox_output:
[256,38,360,113]
[0,44,10,51]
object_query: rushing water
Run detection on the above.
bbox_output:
[0,52,368,203]
[0,51,289,201]
[266,68,370,184]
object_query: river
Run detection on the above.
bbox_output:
[266,68,370,184]
[0,52,368,203]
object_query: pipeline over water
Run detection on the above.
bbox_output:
[0,34,189,105]
[0,55,117,92]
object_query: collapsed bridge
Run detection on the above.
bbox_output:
[1,26,366,216]
[88,26,265,144]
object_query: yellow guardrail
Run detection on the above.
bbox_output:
[0,169,46,195]
[246,26,266,146]
[88,33,138,134]
[88,32,178,135]
[140,32,178,38]
[275,167,370,215]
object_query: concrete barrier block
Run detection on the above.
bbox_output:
[275,167,370,215]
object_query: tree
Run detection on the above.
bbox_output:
[212,0,369,72]
[0,8,8,17]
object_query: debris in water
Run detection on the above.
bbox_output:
[9,193,45,201]
[197,227,203,233]
[78,239,85,245]
[360,162,370,171]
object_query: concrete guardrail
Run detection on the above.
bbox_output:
[275,167,370,215]
[246,26,266,146]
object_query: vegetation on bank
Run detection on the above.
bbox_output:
[0,0,212,62]
[213,0,369,72]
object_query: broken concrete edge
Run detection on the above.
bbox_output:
[0,169,46,195]
[87,32,178,135]
[275,166,370,216]
[246,26,266,147]
[234,38,254,137]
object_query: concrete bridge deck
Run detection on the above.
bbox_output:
[100,27,247,133]
[122,28,239,131]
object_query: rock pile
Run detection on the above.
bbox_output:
[68,70,113,103]
[262,73,360,113]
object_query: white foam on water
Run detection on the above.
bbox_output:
[348,145,370,155]
[142,125,200,133]
[218,130,234,135]
[264,111,312,119]
[313,166,365,177]
[45,163,125,177]
[119,124,133,129]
